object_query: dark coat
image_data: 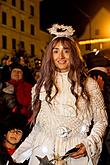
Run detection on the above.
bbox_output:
[0,143,14,165]
[0,142,29,165]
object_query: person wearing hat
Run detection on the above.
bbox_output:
[16,55,36,86]
[0,113,29,165]
[84,51,110,165]
[1,63,33,121]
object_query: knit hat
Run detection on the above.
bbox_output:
[9,63,24,73]
[84,50,110,73]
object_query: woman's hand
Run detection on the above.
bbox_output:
[70,143,87,159]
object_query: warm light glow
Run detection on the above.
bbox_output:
[79,38,110,45]
[93,49,97,52]
[103,21,110,36]
[80,125,86,133]
[42,146,48,154]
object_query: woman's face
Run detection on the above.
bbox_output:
[52,41,71,72]
[11,68,23,81]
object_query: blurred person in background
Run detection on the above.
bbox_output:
[84,51,110,165]
[1,63,32,121]
[0,56,8,69]
[0,55,13,83]
[0,113,29,165]
[33,70,41,83]
[13,55,36,86]
[106,60,110,78]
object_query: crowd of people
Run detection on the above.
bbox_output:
[0,24,110,165]
[0,54,38,164]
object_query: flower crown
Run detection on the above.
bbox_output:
[48,24,75,38]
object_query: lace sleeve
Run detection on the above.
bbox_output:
[83,77,108,164]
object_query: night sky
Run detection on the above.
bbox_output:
[40,0,110,37]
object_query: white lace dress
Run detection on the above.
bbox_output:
[12,72,107,165]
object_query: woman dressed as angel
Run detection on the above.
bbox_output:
[12,24,108,165]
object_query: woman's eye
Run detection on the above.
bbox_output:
[63,49,70,53]
[53,49,58,54]
[64,50,68,53]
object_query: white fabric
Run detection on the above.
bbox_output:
[12,72,107,165]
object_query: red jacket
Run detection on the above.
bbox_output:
[8,79,32,119]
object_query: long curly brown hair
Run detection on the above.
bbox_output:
[31,37,87,124]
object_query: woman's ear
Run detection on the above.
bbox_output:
[97,75,104,90]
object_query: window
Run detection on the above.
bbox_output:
[85,44,91,51]
[20,41,25,49]
[30,5,34,16]
[20,0,24,10]
[12,38,16,49]
[12,16,16,28]
[20,20,24,31]
[31,44,35,56]
[2,35,7,49]
[18,41,25,55]
[12,0,16,6]
[2,11,7,25]
[95,29,100,35]
[30,24,35,35]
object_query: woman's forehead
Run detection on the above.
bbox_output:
[53,40,70,48]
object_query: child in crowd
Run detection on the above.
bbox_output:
[0,113,29,165]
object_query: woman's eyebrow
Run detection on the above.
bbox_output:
[52,47,59,50]
[63,47,69,49]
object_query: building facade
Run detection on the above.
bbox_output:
[0,0,51,63]
[79,7,110,56]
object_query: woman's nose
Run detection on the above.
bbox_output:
[59,51,64,58]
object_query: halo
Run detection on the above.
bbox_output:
[48,24,75,38]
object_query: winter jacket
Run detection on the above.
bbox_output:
[2,79,32,119]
